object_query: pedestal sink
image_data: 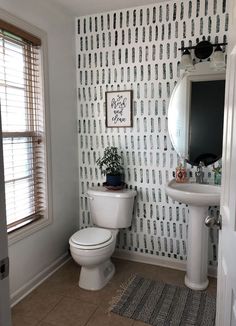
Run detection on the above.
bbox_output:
[165,180,221,290]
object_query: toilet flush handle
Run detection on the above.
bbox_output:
[85,193,94,200]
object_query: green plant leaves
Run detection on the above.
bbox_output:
[96,146,123,176]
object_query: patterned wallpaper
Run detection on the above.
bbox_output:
[76,0,228,267]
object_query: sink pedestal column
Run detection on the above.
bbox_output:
[185,206,209,290]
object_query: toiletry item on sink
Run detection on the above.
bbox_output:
[213,162,222,185]
[175,163,188,183]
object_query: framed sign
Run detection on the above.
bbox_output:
[105,90,133,128]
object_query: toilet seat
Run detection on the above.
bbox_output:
[70,227,114,250]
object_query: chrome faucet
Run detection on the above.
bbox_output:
[195,161,205,184]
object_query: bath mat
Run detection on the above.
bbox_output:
[110,275,216,326]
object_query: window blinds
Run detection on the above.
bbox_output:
[0,22,46,232]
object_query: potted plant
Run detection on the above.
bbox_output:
[96,146,123,186]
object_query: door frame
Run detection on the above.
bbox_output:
[215,0,236,324]
[0,108,11,325]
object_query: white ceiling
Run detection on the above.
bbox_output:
[47,0,165,17]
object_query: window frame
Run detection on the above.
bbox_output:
[0,9,53,245]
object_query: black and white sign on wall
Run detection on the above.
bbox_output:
[105,90,133,128]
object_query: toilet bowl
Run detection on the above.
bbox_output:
[69,186,136,290]
[69,227,118,290]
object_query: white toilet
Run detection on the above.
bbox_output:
[69,186,136,291]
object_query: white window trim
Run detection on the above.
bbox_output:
[0,9,53,246]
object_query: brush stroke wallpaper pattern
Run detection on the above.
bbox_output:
[76,0,228,267]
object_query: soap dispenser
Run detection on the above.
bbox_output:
[175,161,188,183]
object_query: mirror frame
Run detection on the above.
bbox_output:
[168,62,225,166]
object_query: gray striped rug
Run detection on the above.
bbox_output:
[111,275,216,326]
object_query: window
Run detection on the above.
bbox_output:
[0,20,47,233]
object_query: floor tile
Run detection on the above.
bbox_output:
[64,281,120,309]
[12,291,62,321]
[49,259,79,283]
[11,313,39,326]
[113,258,185,286]
[35,260,80,297]
[11,257,217,326]
[114,259,217,296]
[152,265,186,286]
[207,276,217,296]
[85,306,134,326]
[56,258,216,306]
[42,297,97,326]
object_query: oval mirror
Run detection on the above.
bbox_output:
[168,62,225,166]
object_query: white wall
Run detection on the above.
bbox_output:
[0,0,78,301]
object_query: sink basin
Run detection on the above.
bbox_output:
[165,179,221,290]
[165,180,221,206]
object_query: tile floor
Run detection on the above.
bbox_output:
[11,258,217,326]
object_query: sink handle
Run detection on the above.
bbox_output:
[84,193,94,200]
[198,161,205,168]
[205,215,222,229]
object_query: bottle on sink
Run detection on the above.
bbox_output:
[212,162,222,185]
[175,162,188,183]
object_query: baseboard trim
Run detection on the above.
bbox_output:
[113,250,217,278]
[10,252,71,307]
[208,266,217,278]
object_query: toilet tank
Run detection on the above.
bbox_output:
[87,187,137,229]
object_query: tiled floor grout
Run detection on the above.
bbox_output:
[11,258,217,326]
[83,305,100,326]
[38,296,65,325]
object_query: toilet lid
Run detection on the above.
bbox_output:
[71,227,112,246]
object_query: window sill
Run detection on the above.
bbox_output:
[8,215,52,246]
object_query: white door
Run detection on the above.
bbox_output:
[216,0,236,325]
[0,110,11,325]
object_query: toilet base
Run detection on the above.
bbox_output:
[79,259,115,290]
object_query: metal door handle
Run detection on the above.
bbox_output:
[205,215,222,229]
